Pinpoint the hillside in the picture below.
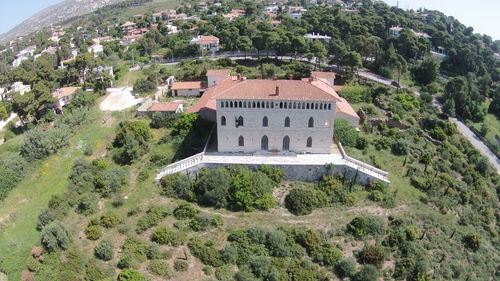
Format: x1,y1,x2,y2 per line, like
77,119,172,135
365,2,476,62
0,0,127,44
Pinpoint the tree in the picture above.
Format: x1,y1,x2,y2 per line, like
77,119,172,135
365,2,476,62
195,168,232,208
358,244,386,266
285,188,319,215
41,221,72,252
95,240,113,261
236,36,253,59
310,40,327,70
334,119,358,147
413,57,440,85
133,78,156,94
353,264,380,281
117,269,148,281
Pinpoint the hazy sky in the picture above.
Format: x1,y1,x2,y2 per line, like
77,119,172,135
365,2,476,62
0,0,499,40
383,0,500,40
0,0,62,34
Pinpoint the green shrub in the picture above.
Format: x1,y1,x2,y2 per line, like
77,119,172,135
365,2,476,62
41,221,72,252
215,265,235,281
174,260,189,272
149,260,172,276
122,236,149,263
173,202,200,219
462,233,481,251
310,242,343,266
353,264,379,281
151,226,186,246
285,188,322,216
203,266,213,275
257,165,284,186
76,193,98,216
335,119,358,147
160,172,193,200
94,240,113,261
339,84,371,103
188,237,223,267
190,213,223,231
100,211,120,228
85,225,103,240
117,269,149,281
36,208,56,230
26,256,41,272
347,216,385,239
194,168,232,208
136,205,169,233
358,244,386,266
335,257,357,279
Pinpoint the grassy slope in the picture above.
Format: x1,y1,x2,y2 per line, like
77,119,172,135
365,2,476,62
0,108,115,279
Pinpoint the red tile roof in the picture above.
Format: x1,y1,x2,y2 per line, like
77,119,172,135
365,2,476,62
149,102,180,112
206,69,231,76
52,87,81,99
311,71,336,79
171,81,203,90
195,35,219,44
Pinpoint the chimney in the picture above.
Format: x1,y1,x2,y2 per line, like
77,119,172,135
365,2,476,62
275,86,280,96
258,74,263,79
272,75,277,80
308,77,314,83
288,74,293,80
237,73,242,81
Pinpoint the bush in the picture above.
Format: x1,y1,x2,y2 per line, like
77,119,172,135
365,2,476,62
160,173,193,200
41,221,72,252
150,226,186,246
194,168,232,208
310,242,343,266
215,265,235,281
150,112,180,128
358,244,386,266
285,188,320,216
117,269,149,281
76,193,98,215
190,213,223,231
391,138,410,155
94,240,113,261
462,233,481,251
257,165,284,186
173,203,200,219
85,225,103,240
20,126,72,160
174,260,189,272
149,260,172,276
99,166,128,196
36,208,56,230
353,264,380,281
122,236,149,263
188,237,223,267
100,211,120,228
356,136,368,149
133,78,156,94
136,205,170,234
334,119,358,147
339,84,371,103
335,257,357,279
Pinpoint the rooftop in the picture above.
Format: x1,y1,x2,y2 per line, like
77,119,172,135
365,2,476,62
149,102,181,112
311,71,336,79
206,69,231,76
52,87,80,99
171,81,203,90
192,35,219,44
121,21,136,28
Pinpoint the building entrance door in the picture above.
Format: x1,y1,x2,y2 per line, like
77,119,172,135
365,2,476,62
261,135,268,150
282,135,290,151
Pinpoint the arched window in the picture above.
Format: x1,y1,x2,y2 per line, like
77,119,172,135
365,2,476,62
225,101,228,107
238,136,244,146
262,116,268,127
261,135,268,150
237,116,244,127
284,117,290,127
306,137,312,147
308,117,314,128
328,104,331,110
271,103,274,108
282,135,290,151
320,103,323,110
221,101,224,108
315,103,318,110
244,101,247,108
230,101,233,108
284,102,287,109
257,102,260,108
239,101,242,108
306,103,310,109
302,103,305,109
221,116,226,126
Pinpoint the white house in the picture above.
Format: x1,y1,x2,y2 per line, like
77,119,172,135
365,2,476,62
171,81,203,97
288,6,307,19
88,43,103,57
11,82,31,95
305,33,332,43
52,87,81,109
190,35,220,51
207,69,231,87
389,26,431,39
188,70,360,154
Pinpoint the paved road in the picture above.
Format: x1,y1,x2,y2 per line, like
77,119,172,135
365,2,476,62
100,87,142,111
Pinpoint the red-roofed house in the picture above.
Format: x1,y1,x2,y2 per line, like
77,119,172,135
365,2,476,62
52,87,81,108
171,81,204,97
187,71,359,153
207,69,231,87
190,35,219,51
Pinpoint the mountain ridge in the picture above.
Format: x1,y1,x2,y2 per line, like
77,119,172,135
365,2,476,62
0,0,127,44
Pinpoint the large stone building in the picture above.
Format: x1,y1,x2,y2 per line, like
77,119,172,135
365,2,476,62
189,70,360,154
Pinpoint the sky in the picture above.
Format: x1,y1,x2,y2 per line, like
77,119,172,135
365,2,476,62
0,0,63,34
0,0,499,40
383,0,500,40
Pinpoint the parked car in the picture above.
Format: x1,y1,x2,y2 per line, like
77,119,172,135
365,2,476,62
390,81,400,87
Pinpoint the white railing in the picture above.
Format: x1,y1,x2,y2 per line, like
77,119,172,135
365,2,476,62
336,141,389,181
155,152,205,181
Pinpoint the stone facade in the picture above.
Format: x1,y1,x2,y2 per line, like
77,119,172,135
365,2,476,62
216,99,336,154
